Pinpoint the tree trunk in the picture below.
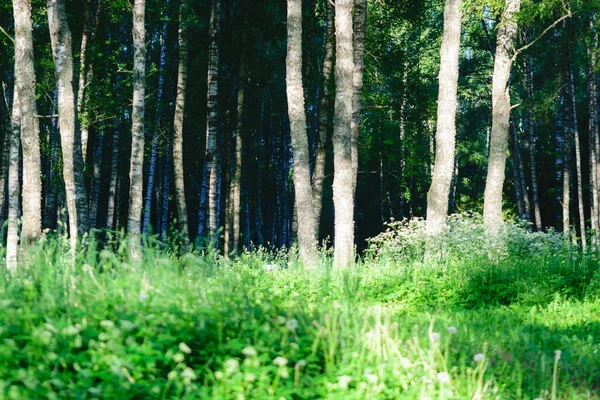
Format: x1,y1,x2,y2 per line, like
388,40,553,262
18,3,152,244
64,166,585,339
13,0,42,244
173,0,189,240
48,0,90,252
509,121,526,219
77,0,100,160
107,129,120,230
569,60,587,251
6,89,20,272
561,88,571,236
483,0,521,232
426,0,461,239
312,0,334,240
524,56,542,230
89,126,104,228
332,0,355,268
287,0,317,267
204,0,220,246
128,0,146,258
587,34,599,241
0,98,11,241
160,147,171,240
351,0,367,196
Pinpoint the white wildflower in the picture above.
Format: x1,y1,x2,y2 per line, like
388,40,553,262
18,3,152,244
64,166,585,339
181,367,197,381
244,373,257,382
447,326,457,334
173,353,185,363
224,358,240,374
554,350,562,360
430,332,441,342
473,353,485,362
286,319,299,331
179,342,192,354
273,356,288,367
338,375,352,389
242,346,257,357
365,373,378,384
437,371,450,383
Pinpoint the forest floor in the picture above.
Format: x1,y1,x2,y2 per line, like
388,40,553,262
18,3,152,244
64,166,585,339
0,235,600,399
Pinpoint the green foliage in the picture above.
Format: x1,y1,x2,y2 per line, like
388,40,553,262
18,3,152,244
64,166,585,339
0,230,599,398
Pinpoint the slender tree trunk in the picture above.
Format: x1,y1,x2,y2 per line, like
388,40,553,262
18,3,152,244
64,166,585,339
569,60,587,251
13,0,42,244
143,0,170,234
0,100,11,240
587,33,599,242
230,85,243,253
332,0,355,268
6,90,20,271
483,0,521,232
524,57,542,230
173,0,189,240
77,0,100,160
561,89,571,236
160,148,171,239
204,0,220,246
426,0,461,240
351,0,366,195
312,0,334,240
287,0,317,267
89,126,104,228
48,0,90,252
128,0,146,258
509,121,526,219
513,122,533,222
107,129,120,230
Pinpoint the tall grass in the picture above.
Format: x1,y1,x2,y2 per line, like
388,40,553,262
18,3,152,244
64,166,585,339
0,218,599,399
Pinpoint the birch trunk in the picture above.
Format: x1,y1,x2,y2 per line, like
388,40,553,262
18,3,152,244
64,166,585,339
524,57,542,230
351,0,367,195
483,0,521,232
562,89,571,236
569,61,586,251
128,0,146,258
160,149,171,240
13,0,42,244
587,35,599,241
77,0,100,159
312,0,334,240
426,0,461,239
48,0,90,251
332,0,355,268
173,0,189,240
204,0,220,246
0,100,11,239
6,90,20,272
106,129,120,230
287,0,317,267
89,127,104,228
509,121,526,219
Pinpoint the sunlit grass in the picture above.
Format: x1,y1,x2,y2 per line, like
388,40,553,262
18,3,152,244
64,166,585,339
0,227,599,399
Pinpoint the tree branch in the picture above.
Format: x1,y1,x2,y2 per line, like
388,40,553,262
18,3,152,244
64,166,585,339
0,26,14,46
511,11,574,63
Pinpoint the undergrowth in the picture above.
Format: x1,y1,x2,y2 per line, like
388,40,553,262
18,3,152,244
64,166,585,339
0,216,599,399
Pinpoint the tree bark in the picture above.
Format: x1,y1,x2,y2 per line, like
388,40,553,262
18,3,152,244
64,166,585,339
89,126,104,228
483,0,521,232
587,33,599,241
48,0,90,251
351,0,367,196
569,60,587,251
332,0,355,268
107,129,120,230
561,88,571,236
204,0,220,246
312,0,334,240
173,0,189,240
128,0,146,258
524,56,542,230
287,0,317,267
6,89,20,272
76,0,101,160
13,0,42,244
426,0,461,239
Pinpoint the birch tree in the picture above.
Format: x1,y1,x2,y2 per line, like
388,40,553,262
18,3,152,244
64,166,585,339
482,0,521,231
426,0,462,240
47,0,89,250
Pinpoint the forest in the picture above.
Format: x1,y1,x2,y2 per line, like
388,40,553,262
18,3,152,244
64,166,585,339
1,0,600,398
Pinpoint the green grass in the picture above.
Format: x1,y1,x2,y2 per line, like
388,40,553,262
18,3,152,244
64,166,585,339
0,232,600,399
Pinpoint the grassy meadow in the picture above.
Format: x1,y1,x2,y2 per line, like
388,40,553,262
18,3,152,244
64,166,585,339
0,216,600,399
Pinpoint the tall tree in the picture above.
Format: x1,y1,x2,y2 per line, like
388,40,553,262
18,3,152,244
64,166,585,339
426,0,461,239
351,0,367,195
483,0,521,231
332,0,355,268
13,0,42,244
524,55,542,230
47,0,90,249
128,0,147,258
6,90,20,271
286,0,317,267
173,0,189,240
204,0,221,246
